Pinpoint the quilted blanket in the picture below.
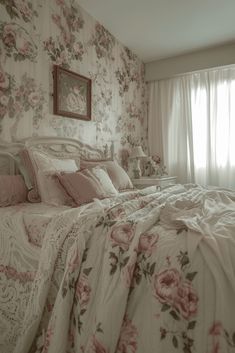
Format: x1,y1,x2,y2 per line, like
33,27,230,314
1,184,235,353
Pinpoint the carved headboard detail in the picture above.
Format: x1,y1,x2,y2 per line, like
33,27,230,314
0,137,115,175
23,137,114,160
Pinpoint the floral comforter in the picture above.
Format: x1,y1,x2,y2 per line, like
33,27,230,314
1,184,235,353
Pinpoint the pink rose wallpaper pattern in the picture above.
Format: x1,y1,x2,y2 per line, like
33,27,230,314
0,0,147,161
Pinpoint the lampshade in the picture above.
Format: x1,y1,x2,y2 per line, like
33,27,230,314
130,146,146,159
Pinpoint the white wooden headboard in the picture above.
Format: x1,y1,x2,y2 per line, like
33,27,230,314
0,137,114,175
24,137,114,160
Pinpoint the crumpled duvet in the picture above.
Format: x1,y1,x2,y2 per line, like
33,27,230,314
1,184,235,353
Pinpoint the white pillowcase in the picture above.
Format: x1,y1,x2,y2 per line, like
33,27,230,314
90,166,118,196
37,171,75,206
28,149,79,205
30,149,79,172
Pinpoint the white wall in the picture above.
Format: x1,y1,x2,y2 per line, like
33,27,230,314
145,42,235,81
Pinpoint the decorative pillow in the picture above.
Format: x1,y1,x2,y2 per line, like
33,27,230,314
31,149,79,172
80,159,133,191
87,166,118,196
57,167,118,206
19,148,79,204
0,175,27,207
37,170,75,206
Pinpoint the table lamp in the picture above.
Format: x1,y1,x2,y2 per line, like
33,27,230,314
130,146,146,178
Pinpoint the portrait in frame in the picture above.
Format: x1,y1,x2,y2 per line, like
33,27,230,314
53,65,91,121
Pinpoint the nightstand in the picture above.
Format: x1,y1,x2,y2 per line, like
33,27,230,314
132,176,177,190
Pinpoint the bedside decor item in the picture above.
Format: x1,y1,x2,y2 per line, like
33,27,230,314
53,65,92,121
144,155,167,177
130,146,147,179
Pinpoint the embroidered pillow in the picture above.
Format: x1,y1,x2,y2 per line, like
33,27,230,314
80,159,133,191
31,149,79,172
19,148,79,204
0,175,27,207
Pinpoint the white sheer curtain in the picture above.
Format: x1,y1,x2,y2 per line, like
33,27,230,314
148,65,235,189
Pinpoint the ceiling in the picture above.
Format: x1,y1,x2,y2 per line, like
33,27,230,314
78,0,235,63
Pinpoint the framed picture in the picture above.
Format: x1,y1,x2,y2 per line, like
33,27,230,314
53,65,91,121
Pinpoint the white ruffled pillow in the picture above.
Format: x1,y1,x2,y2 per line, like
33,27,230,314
89,166,118,197
28,149,79,205
30,149,79,172
37,171,75,206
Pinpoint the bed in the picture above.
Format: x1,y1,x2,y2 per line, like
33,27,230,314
0,137,235,353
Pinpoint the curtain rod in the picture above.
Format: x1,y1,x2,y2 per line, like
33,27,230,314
147,63,235,83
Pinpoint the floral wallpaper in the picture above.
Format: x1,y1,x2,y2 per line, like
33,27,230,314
0,0,147,164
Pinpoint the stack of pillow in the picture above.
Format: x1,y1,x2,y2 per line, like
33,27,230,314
0,147,134,207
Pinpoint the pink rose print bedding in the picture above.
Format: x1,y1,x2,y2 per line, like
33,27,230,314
1,184,235,353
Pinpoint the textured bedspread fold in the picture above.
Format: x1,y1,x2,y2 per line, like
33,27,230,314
1,185,235,353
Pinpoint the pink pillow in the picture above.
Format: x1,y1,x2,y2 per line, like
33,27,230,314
80,160,133,191
0,175,27,207
57,168,117,206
